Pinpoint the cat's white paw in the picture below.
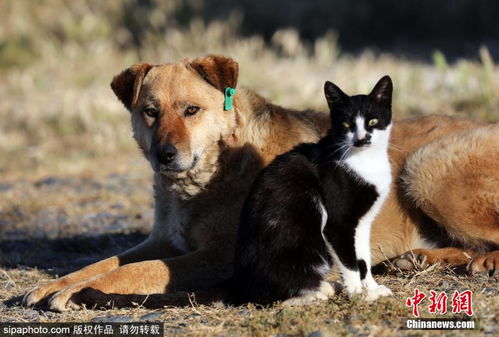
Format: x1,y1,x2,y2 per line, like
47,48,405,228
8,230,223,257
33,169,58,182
365,284,392,302
282,281,335,306
318,281,336,297
345,283,364,298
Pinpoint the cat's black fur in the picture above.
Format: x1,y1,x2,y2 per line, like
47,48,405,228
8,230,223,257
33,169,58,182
232,76,393,305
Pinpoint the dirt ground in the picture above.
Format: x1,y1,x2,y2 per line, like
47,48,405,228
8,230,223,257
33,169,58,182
0,155,497,337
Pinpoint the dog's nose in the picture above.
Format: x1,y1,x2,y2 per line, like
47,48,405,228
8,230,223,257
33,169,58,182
157,144,178,164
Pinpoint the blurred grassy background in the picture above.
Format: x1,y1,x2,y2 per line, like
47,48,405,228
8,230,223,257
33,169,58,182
0,0,498,178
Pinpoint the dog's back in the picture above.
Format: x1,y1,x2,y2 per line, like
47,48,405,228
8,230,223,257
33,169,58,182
402,123,499,248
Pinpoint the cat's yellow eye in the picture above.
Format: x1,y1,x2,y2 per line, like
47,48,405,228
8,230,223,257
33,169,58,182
342,122,350,129
368,118,379,127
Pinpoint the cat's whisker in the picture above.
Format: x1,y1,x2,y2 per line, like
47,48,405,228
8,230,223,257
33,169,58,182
338,146,352,162
325,142,351,161
336,144,351,160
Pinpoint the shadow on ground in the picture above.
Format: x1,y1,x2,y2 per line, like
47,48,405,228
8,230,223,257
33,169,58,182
0,232,148,276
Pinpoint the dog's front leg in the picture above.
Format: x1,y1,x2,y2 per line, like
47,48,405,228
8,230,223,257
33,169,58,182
47,248,230,311
23,237,176,307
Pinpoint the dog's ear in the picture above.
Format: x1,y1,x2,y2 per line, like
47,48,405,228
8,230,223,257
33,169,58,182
111,63,153,110
189,55,238,92
369,75,392,107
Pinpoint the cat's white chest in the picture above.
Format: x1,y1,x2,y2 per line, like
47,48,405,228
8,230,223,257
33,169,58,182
344,145,391,195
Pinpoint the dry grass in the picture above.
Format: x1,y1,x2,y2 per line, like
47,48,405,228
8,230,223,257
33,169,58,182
1,266,497,336
0,1,498,336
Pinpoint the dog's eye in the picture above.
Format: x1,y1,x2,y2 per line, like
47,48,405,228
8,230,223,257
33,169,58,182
368,118,379,127
144,108,158,119
342,122,350,129
185,106,200,116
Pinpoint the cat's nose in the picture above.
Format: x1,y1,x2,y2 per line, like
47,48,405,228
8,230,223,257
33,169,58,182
354,134,372,147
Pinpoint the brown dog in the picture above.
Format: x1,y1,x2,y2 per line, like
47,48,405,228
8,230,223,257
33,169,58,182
23,55,499,311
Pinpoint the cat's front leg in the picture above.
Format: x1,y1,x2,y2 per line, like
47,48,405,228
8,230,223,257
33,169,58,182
340,266,364,297
355,217,392,301
323,228,364,297
327,250,363,297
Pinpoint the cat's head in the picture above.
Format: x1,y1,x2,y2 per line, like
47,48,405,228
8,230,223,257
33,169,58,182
324,76,393,149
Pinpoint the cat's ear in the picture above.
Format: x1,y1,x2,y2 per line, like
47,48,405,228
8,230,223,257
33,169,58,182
324,81,349,110
369,75,392,107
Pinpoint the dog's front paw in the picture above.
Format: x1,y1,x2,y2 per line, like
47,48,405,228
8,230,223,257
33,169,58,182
23,280,65,307
23,286,48,308
47,286,84,312
365,284,392,302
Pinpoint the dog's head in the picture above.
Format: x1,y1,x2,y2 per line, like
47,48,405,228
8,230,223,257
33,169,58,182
111,55,239,174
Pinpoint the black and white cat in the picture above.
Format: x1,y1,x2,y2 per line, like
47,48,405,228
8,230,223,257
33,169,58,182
233,76,394,305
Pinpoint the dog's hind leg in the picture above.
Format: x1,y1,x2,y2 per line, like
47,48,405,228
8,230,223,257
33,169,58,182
468,250,499,276
22,237,176,307
391,247,477,271
391,247,499,277
397,125,499,273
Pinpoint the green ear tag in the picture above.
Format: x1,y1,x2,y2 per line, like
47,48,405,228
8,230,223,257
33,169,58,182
224,87,236,111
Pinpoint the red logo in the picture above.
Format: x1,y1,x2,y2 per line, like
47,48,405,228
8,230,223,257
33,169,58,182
451,290,473,316
406,289,473,317
428,290,448,315
406,288,426,317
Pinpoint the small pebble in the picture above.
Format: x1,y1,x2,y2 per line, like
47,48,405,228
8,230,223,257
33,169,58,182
237,308,249,315
41,311,58,319
0,183,13,192
140,312,163,321
484,324,496,336
185,313,201,319
92,315,134,323
308,331,325,337
437,280,450,288
35,177,61,187
481,287,496,295
346,325,359,335
23,309,40,321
